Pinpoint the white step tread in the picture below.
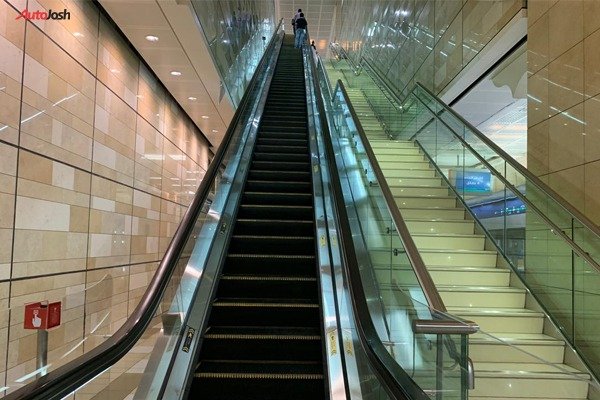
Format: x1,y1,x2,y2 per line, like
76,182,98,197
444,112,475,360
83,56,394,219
411,232,485,239
471,333,565,345
419,248,496,255
436,285,525,293
473,362,589,379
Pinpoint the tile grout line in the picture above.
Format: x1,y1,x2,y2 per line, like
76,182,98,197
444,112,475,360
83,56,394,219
4,0,30,388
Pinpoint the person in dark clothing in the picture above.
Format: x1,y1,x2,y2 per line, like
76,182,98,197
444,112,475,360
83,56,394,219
292,8,302,34
294,12,307,48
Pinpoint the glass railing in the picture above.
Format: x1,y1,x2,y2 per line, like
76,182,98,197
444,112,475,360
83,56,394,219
326,54,600,387
403,83,600,385
3,22,284,400
315,56,476,400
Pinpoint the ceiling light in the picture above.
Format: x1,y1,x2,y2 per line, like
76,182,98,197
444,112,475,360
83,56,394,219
211,129,219,133
110,68,120,73
145,35,159,42
201,115,210,119
170,71,182,76
73,32,84,38
188,96,197,101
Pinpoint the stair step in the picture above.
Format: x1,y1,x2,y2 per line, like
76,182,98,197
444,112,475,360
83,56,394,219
370,140,415,149
405,219,474,234
437,286,526,308
379,160,430,169
385,177,442,187
389,185,449,197
376,154,425,163
374,265,510,287
383,168,436,178
395,196,457,208
448,308,544,333
372,147,421,156
411,233,486,251
469,333,566,363
399,207,465,220
418,249,497,267
471,362,589,399
228,235,314,255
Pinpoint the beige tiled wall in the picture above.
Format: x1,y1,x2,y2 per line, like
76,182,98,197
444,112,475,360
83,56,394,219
0,0,211,393
527,0,600,224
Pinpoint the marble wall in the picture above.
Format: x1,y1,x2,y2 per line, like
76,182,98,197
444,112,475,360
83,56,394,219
0,0,210,392
527,0,600,225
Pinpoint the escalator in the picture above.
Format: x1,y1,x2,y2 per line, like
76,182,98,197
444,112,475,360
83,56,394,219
3,28,446,400
189,35,326,400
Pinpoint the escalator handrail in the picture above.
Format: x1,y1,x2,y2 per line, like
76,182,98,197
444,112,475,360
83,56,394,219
305,45,430,400
5,18,284,400
358,54,600,257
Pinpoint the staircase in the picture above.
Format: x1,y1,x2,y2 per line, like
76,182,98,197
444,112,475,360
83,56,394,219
189,35,326,400
327,65,591,400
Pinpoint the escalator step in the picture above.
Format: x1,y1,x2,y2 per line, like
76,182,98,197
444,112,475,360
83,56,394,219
250,161,310,171
191,362,324,400
255,145,308,153
248,170,310,182
191,35,325,400
223,254,315,276
237,204,313,219
216,275,318,300
209,299,320,327
257,138,308,147
228,235,314,255
253,152,309,162
244,180,311,193
233,219,313,236
241,191,312,205
200,328,322,362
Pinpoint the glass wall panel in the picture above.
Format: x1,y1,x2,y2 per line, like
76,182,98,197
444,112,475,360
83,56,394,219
191,0,276,106
334,0,523,97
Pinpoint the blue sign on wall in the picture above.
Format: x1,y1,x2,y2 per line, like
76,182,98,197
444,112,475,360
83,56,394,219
453,170,492,193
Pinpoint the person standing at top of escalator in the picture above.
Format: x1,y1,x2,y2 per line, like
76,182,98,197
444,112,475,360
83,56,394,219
294,12,308,49
292,8,302,34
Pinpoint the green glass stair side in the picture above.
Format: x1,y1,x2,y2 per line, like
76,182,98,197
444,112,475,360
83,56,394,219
322,73,476,399
394,82,600,387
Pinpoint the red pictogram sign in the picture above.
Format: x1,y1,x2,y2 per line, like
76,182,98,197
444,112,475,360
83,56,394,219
24,301,61,330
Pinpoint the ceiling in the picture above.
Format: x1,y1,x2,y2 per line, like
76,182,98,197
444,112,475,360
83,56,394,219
98,0,235,149
99,0,341,150
276,0,338,54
